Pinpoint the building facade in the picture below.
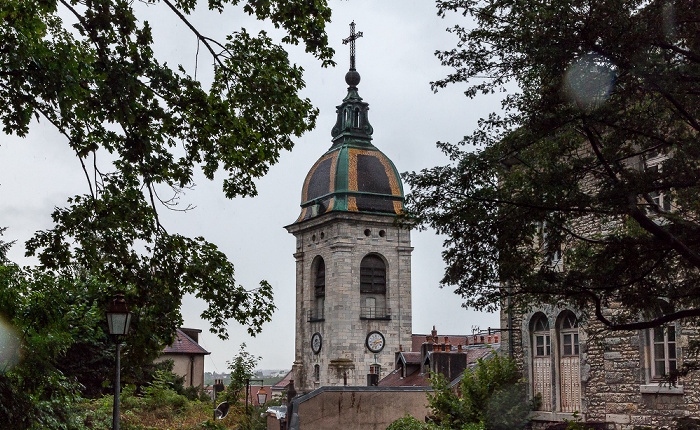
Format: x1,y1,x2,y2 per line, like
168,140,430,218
154,328,210,389
285,45,412,393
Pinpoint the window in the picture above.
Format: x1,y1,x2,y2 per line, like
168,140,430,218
533,314,551,357
531,313,552,411
353,108,361,128
644,151,673,214
360,254,389,319
370,364,381,375
651,325,677,379
560,312,579,357
557,311,581,413
538,221,563,270
309,257,325,321
314,364,320,382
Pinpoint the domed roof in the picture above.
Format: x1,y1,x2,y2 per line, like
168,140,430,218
294,69,404,224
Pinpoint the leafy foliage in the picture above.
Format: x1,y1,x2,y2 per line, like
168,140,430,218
0,266,100,429
426,352,529,430
224,342,260,403
1,1,333,425
2,0,333,352
405,0,700,330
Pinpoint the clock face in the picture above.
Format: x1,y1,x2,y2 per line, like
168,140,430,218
366,331,385,353
311,332,322,354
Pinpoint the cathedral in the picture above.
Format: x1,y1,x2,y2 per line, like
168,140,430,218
285,23,413,393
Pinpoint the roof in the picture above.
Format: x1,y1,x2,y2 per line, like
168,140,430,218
272,370,293,390
378,368,429,388
162,328,210,355
396,351,421,367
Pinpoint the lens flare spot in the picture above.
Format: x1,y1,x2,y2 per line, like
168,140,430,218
563,53,616,111
662,3,677,41
0,316,21,372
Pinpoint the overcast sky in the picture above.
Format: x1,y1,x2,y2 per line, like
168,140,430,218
0,0,504,373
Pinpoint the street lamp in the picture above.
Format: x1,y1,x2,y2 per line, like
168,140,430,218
245,378,265,429
257,386,268,406
106,293,132,430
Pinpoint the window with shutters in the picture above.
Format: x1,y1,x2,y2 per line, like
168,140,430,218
531,313,552,411
558,311,581,413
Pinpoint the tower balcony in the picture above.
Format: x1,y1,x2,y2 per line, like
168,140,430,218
360,306,391,320
307,309,325,322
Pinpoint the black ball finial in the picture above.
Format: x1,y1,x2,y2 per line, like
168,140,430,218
345,69,361,87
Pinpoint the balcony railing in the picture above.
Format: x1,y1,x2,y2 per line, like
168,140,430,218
360,306,391,320
307,309,324,322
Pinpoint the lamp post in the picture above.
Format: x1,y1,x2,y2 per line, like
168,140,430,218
245,378,265,429
106,293,132,430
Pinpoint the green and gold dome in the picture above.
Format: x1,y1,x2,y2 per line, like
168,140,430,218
295,67,405,223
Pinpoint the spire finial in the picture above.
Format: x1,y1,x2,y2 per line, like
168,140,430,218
342,22,363,88
342,21,363,71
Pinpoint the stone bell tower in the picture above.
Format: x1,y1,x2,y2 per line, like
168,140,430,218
285,22,413,393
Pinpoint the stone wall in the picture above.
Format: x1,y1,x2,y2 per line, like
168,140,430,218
503,303,700,429
290,386,430,430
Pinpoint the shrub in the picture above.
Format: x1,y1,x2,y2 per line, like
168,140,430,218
386,415,426,430
426,351,530,430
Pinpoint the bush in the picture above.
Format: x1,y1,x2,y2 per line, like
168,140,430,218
426,351,530,430
386,415,427,430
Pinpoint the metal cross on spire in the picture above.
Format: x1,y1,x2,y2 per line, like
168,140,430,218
342,21,363,70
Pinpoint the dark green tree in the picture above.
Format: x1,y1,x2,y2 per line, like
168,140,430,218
405,0,700,330
0,265,105,429
1,1,333,427
1,0,333,363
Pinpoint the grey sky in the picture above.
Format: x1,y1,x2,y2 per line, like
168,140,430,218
0,0,502,372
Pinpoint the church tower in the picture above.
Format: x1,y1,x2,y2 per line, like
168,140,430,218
285,23,413,393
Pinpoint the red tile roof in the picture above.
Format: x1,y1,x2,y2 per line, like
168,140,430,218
378,368,430,387
396,352,421,366
272,370,293,389
162,328,210,355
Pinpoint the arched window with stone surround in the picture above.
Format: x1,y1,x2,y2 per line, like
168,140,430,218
311,256,325,321
360,254,388,319
557,310,581,412
531,312,552,411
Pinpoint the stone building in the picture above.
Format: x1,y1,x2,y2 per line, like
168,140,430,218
154,328,210,389
285,26,413,393
502,304,700,429
501,152,700,428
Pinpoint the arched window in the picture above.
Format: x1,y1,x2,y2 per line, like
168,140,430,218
353,108,361,128
360,254,387,319
557,311,581,412
311,257,325,321
531,313,552,411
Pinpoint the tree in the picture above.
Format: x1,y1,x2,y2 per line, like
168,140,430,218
1,0,333,362
404,0,700,330
0,265,105,428
427,353,529,430
386,353,528,430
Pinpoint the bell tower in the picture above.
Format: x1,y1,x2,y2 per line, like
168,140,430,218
285,22,413,393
